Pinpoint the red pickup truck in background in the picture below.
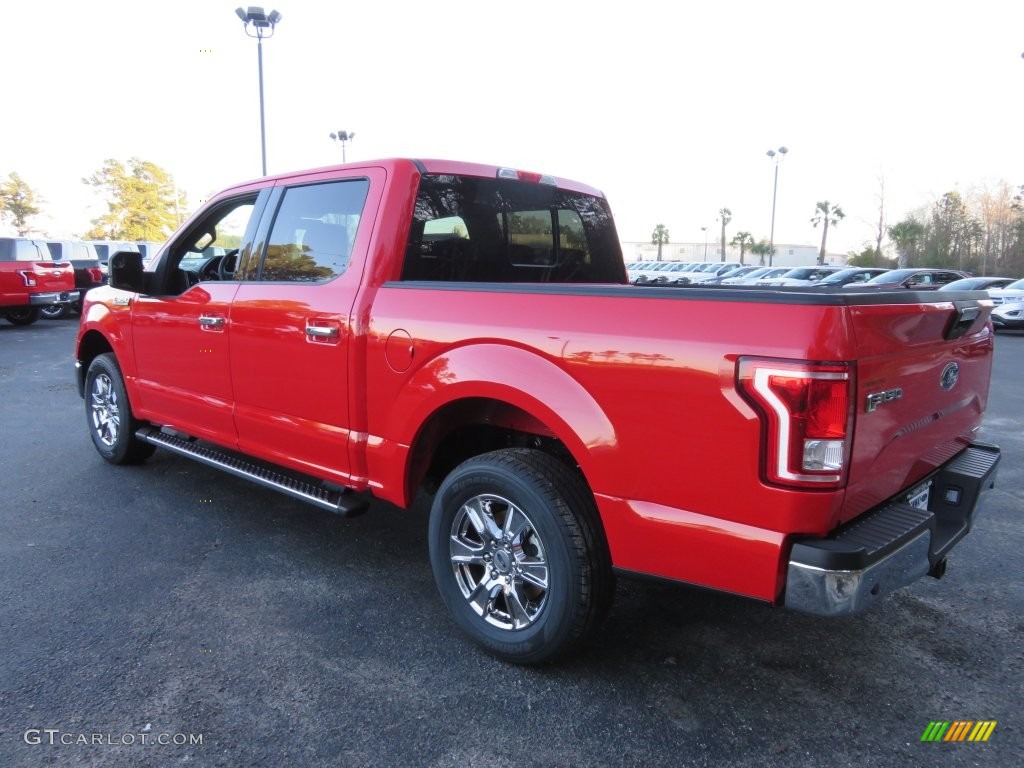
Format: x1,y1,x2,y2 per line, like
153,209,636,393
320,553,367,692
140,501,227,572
75,159,1000,663
0,237,74,325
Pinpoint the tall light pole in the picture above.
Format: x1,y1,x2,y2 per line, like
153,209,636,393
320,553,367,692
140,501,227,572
766,146,788,267
701,226,708,260
236,6,282,176
330,130,355,162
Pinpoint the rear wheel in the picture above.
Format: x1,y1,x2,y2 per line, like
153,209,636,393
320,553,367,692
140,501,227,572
5,307,40,326
84,353,156,464
428,449,612,664
40,304,69,320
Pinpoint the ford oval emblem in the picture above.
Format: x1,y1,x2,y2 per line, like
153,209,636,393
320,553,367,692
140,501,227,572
940,362,959,391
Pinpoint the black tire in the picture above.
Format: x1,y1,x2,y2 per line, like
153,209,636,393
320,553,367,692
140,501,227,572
5,307,41,326
40,304,69,320
428,449,613,664
84,353,156,464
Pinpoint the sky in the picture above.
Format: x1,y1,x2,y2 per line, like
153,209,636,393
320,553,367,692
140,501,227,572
2,0,1023,256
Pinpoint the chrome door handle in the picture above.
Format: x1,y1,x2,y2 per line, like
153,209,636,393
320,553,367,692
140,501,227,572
305,324,339,339
198,316,226,328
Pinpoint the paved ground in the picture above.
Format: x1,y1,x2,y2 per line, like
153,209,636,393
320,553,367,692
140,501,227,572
0,317,1021,767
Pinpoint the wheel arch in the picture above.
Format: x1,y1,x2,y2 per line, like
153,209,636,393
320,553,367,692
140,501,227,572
385,343,618,508
76,329,115,397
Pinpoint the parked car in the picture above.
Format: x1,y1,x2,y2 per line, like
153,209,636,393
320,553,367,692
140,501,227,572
42,240,104,317
0,237,75,325
991,300,1024,330
938,277,1016,293
813,267,890,288
702,265,760,285
760,265,844,287
678,262,743,285
78,157,1001,664
648,262,697,284
847,268,970,291
987,278,1024,305
719,266,787,286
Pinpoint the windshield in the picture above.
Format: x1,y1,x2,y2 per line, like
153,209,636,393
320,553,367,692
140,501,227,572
1001,278,1024,290
866,269,918,284
819,268,869,284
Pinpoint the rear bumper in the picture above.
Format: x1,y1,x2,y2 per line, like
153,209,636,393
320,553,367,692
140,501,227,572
30,291,75,306
784,442,1000,616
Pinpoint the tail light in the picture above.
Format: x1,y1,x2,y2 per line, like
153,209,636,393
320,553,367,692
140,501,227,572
18,270,37,287
737,357,854,489
87,267,104,284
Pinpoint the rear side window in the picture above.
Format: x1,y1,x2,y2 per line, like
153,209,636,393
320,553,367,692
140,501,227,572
7,240,50,261
401,174,624,283
259,179,370,282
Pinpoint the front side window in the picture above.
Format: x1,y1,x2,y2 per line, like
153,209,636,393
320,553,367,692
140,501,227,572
258,179,369,283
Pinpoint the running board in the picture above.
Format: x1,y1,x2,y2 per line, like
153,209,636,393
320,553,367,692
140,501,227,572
136,427,369,517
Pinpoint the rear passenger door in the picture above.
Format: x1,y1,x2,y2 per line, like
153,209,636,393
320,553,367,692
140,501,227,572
229,167,383,486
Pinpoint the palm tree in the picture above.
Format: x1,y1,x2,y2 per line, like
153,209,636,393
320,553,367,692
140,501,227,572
651,224,670,261
718,208,732,262
888,219,925,268
811,201,845,265
731,231,754,265
749,238,774,266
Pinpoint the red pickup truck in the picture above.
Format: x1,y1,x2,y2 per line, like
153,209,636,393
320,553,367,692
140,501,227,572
75,158,1000,663
0,237,75,325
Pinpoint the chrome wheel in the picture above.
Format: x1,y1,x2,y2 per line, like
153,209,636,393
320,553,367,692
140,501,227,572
449,494,548,630
90,373,120,448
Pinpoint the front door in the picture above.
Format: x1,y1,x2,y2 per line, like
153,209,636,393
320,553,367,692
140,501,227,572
131,193,263,446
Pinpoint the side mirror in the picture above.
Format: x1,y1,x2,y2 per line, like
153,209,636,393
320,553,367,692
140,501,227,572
109,250,145,292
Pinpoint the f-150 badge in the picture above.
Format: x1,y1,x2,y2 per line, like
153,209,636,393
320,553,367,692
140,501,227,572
866,387,903,412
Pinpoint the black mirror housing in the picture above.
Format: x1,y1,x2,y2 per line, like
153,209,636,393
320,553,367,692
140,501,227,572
109,250,146,293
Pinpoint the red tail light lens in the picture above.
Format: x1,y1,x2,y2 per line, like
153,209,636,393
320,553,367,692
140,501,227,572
87,267,104,283
18,270,37,287
738,358,853,488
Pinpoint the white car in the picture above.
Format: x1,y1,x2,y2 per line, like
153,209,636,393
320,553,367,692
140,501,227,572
991,300,1024,330
987,278,1024,305
720,266,788,285
681,262,744,285
759,265,844,286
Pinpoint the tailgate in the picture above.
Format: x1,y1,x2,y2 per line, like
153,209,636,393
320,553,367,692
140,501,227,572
841,297,994,523
30,261,75,293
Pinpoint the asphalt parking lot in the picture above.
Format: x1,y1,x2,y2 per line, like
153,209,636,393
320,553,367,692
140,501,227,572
1,317,1021,767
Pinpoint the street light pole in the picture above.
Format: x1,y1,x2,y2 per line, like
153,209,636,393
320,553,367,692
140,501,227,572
329,130,355,162
701,226,708,260
236,7,282,176
766,146,788,267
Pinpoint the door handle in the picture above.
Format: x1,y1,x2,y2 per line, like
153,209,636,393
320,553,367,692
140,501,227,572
198,315,226,328
305,324,339,339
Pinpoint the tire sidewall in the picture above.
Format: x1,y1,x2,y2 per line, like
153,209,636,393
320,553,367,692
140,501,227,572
5,307,40,325
428,454,581,663
84,354,133,463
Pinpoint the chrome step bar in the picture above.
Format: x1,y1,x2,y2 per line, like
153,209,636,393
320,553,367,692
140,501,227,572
136,427,369,517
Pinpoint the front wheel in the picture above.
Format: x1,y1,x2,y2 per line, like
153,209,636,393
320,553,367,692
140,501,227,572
5,307,41,326
84,353,156,464
428,449,612,664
